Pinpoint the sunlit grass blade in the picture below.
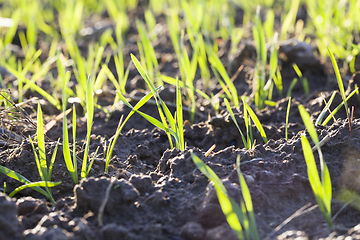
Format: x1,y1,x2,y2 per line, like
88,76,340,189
328,47,349,118
206,45,239,108
5,63,61,109
293,63,309,94
48,139,59,180
8,181,61,198
321,88,358,126
87,146,99,176
243,101,268,143
117,90,179,147
81,75,94,179
28,103,59,203
0,165,50,199
176,78,184,150
285,97,291,140
280,0,300,39
105,88,158,172
286,78,298,98
131,54,181,149
72,104,77,180
299,105,333,229
224,98,247,149
34,103,48,181
62,72,78,184
191,152,244,239
298,105,319,146
236,156,259,240
300,135,333,229
315,92,336,126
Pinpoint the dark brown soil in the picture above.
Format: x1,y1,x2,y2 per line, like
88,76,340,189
1,4,360,240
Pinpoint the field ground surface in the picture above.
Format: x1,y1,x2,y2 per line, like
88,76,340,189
1,0,360,239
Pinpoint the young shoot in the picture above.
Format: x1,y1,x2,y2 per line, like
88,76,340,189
299,105,333,229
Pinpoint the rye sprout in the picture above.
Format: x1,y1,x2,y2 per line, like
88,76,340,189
118,54,185,150
0,165,60,201
317,88,358,127
225,98,267,150
28,103,61,203
191,152,259,240
285,97,291,140
105,89,156,172
81,75,98,179
62,72,99,183
293,63,309,95
253,7,279,109
299,105,333,229
327,47,352,136
0,103,60,202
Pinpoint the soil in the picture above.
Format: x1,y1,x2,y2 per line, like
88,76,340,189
1,3,360,240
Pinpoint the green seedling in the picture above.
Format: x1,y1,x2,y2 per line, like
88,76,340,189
225,98,267,150
61,72,98,183
286,78,298,98
81,75,97,179
243,98,267,144
315,92,337,126
118,54,185,150
253,7,280,109
136,19,159,84
62,72,78,184
28,103,61,203
105,89,156,172
0,165,60,200
191,152,259,240
299,105,333,229
0,103,61,201
280,0,300,39
253,6,267,109
328,47,353,136
285,97,291,140
5,56,61,110
320,88,358,126
273,69,283,97
293,63,309,94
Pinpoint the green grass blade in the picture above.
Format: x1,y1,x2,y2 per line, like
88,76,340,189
328,47,349,118
293,63,303,78
82,75,94,179
8,181,61,198
176,78,184,151
322,88,358,126
298,105,319,146
191,152,244,239
131,54,175,148
286,78,298,98
62,72,77,184
5,64,61,109
72,104,78,180
244,101,268,143
301,135,332,228
315,92,336,126
87,146,99,176
48,140,59,180
35,103,48,181
224,98,247,149
236,156,259,240
285,97,291,140
206,45,239,108
300,135,322,202
0,165,49,198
